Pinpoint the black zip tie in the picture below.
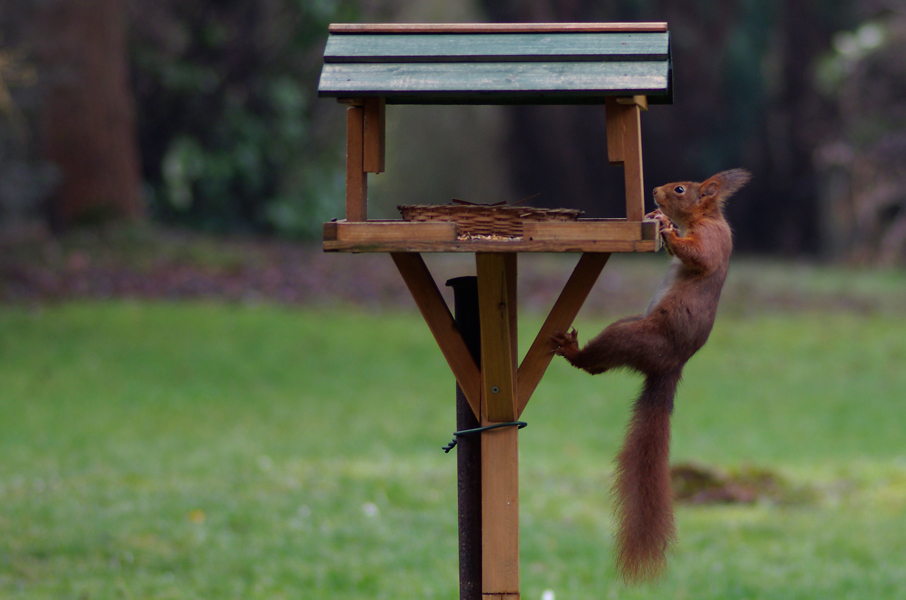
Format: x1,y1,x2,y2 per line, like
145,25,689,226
442,421,527,453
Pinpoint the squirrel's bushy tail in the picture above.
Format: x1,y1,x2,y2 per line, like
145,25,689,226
613,372,680,583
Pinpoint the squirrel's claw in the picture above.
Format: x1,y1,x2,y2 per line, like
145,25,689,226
649,211,676,255
649,210,673,231
551,328,579,356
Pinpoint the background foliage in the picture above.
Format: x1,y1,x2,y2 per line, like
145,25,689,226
1,0,905,263
130,0,359,237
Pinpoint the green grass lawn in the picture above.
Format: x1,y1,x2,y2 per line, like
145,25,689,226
1,299,905,599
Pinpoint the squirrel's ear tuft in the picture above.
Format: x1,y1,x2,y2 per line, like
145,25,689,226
700,178,720,199
708,169,751,203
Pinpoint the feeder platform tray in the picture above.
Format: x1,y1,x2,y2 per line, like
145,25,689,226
323,218,661,253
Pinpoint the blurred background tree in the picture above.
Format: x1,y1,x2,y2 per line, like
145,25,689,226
475,0,862,255
128,0,361,237
5,0,144,230
814,8,906,266
2,0,905,263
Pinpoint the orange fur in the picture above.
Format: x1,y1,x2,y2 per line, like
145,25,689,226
614,373,678,583
552,169,750,583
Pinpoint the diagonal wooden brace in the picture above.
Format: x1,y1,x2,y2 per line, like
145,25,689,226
516,252,610,416
391,252,481,417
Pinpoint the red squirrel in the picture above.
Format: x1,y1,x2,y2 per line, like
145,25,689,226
552,169,751,583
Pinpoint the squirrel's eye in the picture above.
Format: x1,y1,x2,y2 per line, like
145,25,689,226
674,186,685,194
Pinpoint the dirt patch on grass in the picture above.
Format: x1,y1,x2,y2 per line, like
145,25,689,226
671,463,818,505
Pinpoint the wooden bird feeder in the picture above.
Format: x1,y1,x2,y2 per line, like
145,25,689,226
318,22,672,599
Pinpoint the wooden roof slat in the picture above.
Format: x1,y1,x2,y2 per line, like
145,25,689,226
324,32,669,63
328,22,668,34
319,61,670,104
319,23,673,104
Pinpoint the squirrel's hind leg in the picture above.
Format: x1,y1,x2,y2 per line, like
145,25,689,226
573,316,674,376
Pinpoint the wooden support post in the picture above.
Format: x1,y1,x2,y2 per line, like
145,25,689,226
476,253,518,423
516,252,610,416
480,426,519,600
363,97,386,173
606,96,646,222
346,102,367,221
476,253,519,599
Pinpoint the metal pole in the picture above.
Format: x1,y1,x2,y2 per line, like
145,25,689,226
446,276,481,600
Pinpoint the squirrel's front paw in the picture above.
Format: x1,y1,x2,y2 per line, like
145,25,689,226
551,328,580,358
649,210,673,231
651,213,676,255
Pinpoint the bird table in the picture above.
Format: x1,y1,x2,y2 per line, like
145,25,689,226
318,22,672,599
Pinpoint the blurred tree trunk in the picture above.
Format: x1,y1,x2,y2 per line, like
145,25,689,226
478,0,859,255
35,0,143,228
